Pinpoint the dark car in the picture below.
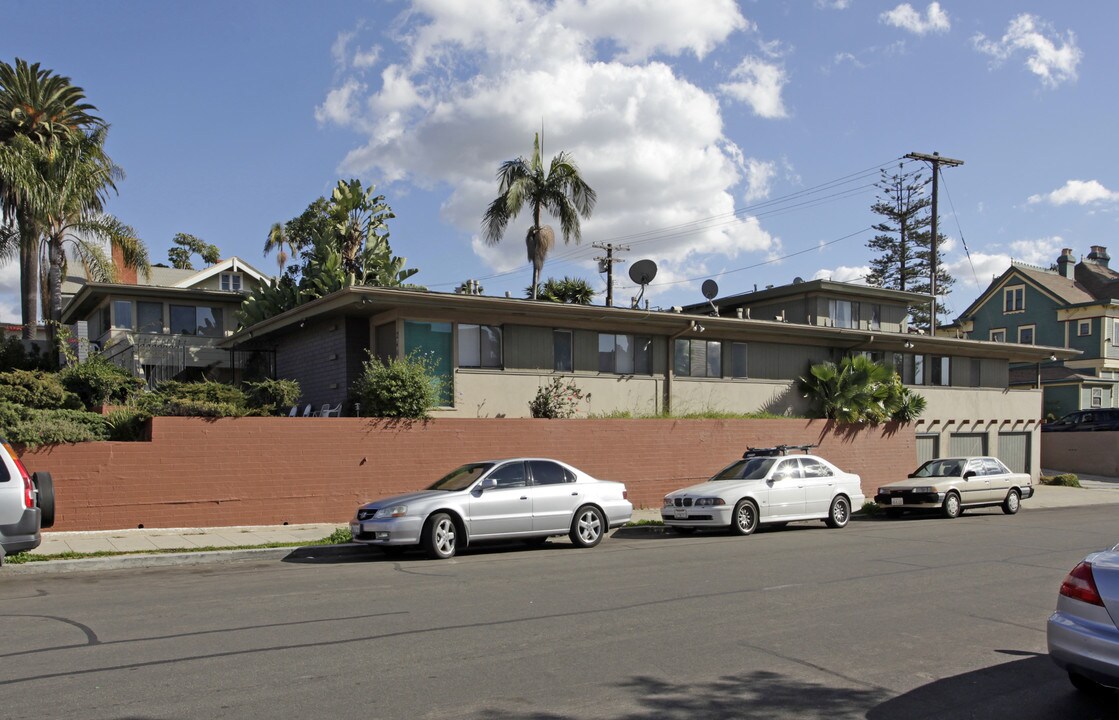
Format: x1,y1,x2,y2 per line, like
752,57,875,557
1042,409,1119,432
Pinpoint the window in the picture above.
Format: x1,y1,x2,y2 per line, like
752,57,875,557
488,461,527,488
458,324,502,368
969,358,981,388
220,273,243,292
674,339,722,377
170,305,224,337
869,304,881,331
773,459,803,480
930,356,950,386
914,354,925,385
529,460,574,485
1018,325,1035,345
112,300,132,330
829,299,859,329
1078,320,1091,337
730,342,748,378
553,330,573,372
989,329,1006,343
800,458,834,478
1091,388,1103,408
138,302,163,334
1004,286,1024,312
599,334,651,374
1113,320,1119,347
404,320,453,406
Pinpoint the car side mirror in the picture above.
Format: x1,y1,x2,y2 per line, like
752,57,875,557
477,477,498,491
907,473,916,478
962,470,976,479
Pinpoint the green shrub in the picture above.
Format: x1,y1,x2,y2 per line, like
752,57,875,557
0,370,82,410
1041,473,1081,488
60,355,145,409
529,376,587,419
860,500,881,516
0,401,109,446
352,352,443,419
159,399,247,418
104,407,152,441
156,380,249,408
323,527,353,545
243,378,301,416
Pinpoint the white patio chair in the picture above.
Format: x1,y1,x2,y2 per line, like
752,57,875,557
319,403,331,417
288,405,299,417
302,404,314,417
325,403,342,417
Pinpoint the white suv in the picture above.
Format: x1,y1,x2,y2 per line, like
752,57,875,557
0,437,54,565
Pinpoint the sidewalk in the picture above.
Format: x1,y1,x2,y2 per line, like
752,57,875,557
8,483,1117,574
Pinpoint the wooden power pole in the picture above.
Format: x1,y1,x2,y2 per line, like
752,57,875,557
593,243,628,307
904,151,963,333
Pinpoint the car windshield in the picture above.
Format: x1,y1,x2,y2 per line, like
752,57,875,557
912,459,965,478
710,458,777,481
427,463,495,491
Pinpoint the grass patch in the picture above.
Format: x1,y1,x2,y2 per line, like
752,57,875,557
626,518,664,526
1040,473,1081,488
4,528,353,564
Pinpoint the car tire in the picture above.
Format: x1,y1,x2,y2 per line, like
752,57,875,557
422,512,458,559
730,499,759,536
942,492,962,519
673,526,697,535
825,495,850,529
32,472,55,529
1001,489,1021,515
1068,671,1104,694
569,505,605,548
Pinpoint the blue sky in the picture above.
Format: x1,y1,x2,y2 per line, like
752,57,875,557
3,1,1116,322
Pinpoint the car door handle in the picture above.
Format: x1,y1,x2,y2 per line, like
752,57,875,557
520,496,528,500
571,492,579,496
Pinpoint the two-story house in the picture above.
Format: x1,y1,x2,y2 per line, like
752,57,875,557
61,255,270,385
949,246,1118,418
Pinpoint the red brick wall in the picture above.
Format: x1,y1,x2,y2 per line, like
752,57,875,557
20,417,914,531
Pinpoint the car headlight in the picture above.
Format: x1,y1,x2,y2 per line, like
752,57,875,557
374,505,408,519
911,487,937,494
663,497,676,508
694,497,725,507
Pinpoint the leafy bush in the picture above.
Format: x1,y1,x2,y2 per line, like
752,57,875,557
243,378,301,416
323,527,353,545
1040,473,1081,488
0,370,82,410
104,407,152,441
60,354,145,409
529,376,588,418
352,352,443,419
860,500,882,516
156,380,249,409
798,355,925,424
159,399,247,418
0,401,109,446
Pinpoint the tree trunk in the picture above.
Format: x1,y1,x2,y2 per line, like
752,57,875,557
17,209,39,340
47,235,65,354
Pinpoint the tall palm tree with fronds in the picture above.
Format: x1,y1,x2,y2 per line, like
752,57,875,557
0,58,104,338
483,133,596,300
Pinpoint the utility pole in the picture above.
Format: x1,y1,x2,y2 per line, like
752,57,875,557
593,243,628,307
905,151,963,334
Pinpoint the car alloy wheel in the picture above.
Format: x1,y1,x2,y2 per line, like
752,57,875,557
826,496,850,529
569,505,605,548
423,512,458,559
731,499,759,536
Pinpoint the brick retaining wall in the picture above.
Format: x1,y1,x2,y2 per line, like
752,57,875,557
20,417,914,531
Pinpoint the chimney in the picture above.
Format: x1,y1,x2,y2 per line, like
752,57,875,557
1056,248,1075,278
1087,245,1110,268
112,244,138,284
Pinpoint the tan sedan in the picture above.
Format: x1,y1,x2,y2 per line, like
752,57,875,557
874,456,1033,519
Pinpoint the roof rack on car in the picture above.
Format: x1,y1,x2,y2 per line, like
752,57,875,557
743,444,818,458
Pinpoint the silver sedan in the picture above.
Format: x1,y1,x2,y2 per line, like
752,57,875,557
350,458,633,559
1047,542,1119,693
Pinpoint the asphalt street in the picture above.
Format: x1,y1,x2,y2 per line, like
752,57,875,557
2,505,1117,720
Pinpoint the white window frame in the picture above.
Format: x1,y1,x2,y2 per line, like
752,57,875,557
1018,325,1035,345
1004,285,1025,313
457,324,502,369
220,272,243,292
989,328,1006,343
1090,388,1103,408
1077,320,1091,337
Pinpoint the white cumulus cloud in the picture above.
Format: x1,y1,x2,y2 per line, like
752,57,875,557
973,14,1082,88
1028,180,1119,206
743,159,777,202
880,3,950,35
720,56,789,119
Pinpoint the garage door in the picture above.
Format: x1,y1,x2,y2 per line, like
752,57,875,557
916,434,940,464
998,432,1031,473
949,433,988,457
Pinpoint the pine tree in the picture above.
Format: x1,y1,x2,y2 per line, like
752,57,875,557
866,166,953,330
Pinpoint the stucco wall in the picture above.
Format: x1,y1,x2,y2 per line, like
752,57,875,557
21,417,913,532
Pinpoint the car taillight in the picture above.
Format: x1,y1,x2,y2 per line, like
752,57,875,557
1059,562,1104,606
3,442,33,509
622,490,629,500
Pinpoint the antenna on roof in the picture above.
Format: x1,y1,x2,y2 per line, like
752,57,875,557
629,259,658,308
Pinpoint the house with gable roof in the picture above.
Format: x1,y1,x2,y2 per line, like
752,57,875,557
949,246,1119,418
61,254,271,385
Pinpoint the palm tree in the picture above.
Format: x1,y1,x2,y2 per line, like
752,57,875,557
482,133,596,300
329,179,395,286
526,276,597,304
0,58,104,339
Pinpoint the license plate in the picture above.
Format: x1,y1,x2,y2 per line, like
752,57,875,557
674,508,689,519
890,497,903,506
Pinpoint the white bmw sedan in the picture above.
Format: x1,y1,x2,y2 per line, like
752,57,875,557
662,453,864,536
350,458,633,559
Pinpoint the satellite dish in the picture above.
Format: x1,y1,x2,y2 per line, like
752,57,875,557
701,279,719,300
629,259,658,285
793,276,804,284
628,259,657,308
